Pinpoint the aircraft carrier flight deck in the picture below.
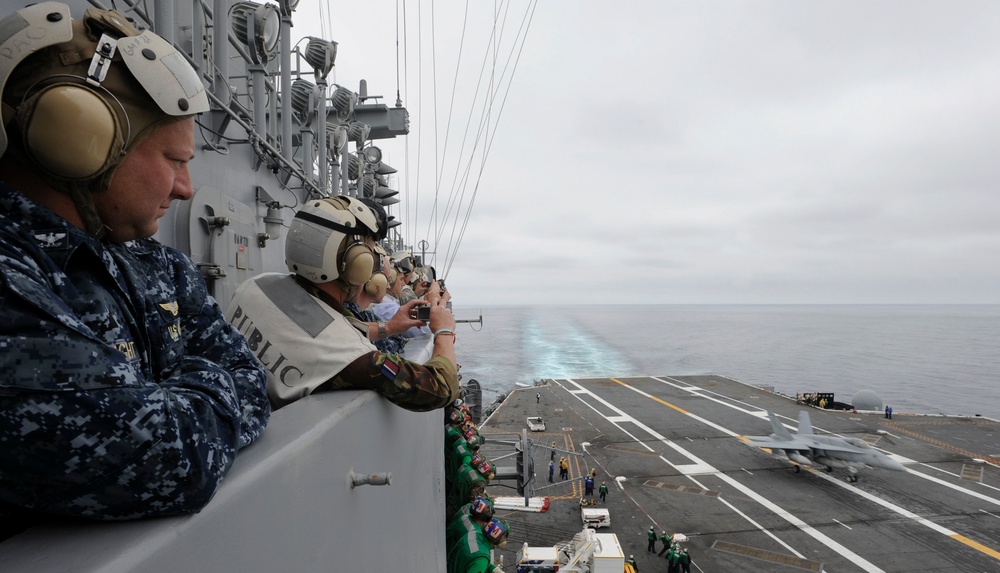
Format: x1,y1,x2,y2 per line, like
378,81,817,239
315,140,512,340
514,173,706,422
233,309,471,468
480,375,1000,573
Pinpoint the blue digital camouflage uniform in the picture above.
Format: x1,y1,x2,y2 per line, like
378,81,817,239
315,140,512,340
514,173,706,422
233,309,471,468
0,183,270,521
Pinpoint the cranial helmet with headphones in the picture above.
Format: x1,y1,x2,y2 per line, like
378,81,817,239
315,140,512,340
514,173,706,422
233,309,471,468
483,517,510,547
358,197,389,242
391,251,414,275
0,2,209,235
285,196,383,288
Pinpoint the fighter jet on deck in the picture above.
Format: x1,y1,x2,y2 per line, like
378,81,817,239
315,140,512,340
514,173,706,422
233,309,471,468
744,410,905,482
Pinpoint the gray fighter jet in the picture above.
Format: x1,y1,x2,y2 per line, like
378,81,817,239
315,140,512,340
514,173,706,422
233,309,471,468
745,410,905,482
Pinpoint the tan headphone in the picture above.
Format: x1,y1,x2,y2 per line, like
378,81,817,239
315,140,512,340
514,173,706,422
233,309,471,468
339,237,376,287
364,273,388,298
15,79,127,180
363,245,389,297
0,6,122,180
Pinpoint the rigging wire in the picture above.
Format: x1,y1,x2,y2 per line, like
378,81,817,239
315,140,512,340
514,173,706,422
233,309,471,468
412,1,426,250
420,1,471,255
445,1,538,278
444,0,538,276
430,1,440,265
434,1,512,269
399,1,537,274
435,1,538,278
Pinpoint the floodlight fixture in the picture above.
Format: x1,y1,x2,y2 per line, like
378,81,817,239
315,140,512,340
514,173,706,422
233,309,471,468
347,152,360,180
361,176,377,197
279,0,300,16
331,86,356,121
375,186,400,206
230,2,281,65
363,146,382,166
304,36,337,80
290,78,318,123
326,123,348,158
348,121,370,144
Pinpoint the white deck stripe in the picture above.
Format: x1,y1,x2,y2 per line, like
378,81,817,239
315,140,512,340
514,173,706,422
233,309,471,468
637,376,1000,562
557,378,886,573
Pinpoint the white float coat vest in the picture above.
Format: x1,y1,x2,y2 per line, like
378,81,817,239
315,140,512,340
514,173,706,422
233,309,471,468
225,273,374,407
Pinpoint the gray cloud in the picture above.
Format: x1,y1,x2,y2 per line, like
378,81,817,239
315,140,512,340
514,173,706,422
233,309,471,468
295,1,1000,304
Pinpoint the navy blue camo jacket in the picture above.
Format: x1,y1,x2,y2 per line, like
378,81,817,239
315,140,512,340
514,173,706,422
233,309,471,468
0,182,270,521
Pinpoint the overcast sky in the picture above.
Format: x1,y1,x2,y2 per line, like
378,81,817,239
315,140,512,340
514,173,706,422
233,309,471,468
294,1,1000,305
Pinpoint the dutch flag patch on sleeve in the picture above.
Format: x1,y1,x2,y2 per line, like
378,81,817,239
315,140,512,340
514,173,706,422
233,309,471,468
380,356,401,381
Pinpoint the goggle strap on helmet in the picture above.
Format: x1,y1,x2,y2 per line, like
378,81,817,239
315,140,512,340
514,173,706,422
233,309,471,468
294,209,360,235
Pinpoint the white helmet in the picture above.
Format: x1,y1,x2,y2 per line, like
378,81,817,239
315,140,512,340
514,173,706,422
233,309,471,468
285,196,381,286
0,3,210,236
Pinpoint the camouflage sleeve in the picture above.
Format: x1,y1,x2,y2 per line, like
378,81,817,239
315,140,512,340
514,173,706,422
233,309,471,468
0,244,265,520
164,246,270,448
331,351,459,412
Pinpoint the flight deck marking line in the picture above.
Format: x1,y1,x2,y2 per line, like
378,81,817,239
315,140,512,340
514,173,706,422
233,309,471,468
553,379,693,463
904,464,1000,507
816,465,1000,559
646,378,1000,504
558,379,805,559
605,377,884,572
652,376,764,416
706,454,885,572
698,480,807,560
886,422,1000,467
553,382,672,530
654,381,1000,561
616,377,1000,565
832,518,853,530
566,378,885,573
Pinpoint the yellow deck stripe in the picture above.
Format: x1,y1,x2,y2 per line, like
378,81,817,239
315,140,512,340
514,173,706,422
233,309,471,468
951,534,1000,561
603,376,1000,563
610,377,689,414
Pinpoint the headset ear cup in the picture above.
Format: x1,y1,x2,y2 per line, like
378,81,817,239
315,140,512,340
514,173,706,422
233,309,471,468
19,84,122,180
341,242,376,287
365,273,388,298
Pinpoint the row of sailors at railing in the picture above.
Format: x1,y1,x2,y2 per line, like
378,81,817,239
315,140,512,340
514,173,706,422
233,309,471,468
444,400,509,573
0,4,464,544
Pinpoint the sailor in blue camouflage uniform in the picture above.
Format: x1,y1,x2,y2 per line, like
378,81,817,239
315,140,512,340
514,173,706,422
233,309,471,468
0,4,269,532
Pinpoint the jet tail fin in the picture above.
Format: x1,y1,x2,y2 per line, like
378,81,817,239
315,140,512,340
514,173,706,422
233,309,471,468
768,411,794,440
797,410,814,436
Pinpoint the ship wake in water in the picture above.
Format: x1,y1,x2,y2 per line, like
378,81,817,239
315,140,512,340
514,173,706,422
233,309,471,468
523,315,633,381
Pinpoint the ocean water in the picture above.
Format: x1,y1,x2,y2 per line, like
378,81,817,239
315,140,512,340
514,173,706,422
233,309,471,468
451,305,1000,420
